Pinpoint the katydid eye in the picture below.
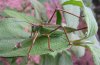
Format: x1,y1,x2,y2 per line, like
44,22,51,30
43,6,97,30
32,25,42,32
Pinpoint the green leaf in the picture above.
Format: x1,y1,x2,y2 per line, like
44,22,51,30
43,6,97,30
0,18,30,39
56,10,62,25
82,0,92,7
0,39,24,54
83,7,98,38
60,0,80,29
38,0,49,3
4,9,42,24
40,54,56,65
30,0,48,22
58,51,73,65
0,12,8,17
0,62,4,65
62,0,83,7
61,0,98,41
86,44,100,65
40,51,73,65
71,46,85,58
0,35,69,57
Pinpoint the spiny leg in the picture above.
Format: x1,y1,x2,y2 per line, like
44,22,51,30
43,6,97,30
46,26,61,51
55,26,87,45
46,25,87,50
27,31,39,58
47,9,57,23
42,34,53,51
47,34,53,51
49,25,87,44
49,26,61,34
47,8,83,24
56,8,80,18
77,27,87,31
61,27,71,45
47,7,79,23
49,25,71,45
46,8,86,50
48,25,72,45
47,26,62,51
56,8,85,22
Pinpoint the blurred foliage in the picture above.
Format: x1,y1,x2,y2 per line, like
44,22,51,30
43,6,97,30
83,0,92,7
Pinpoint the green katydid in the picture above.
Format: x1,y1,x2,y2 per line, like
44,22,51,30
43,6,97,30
4,8,87,57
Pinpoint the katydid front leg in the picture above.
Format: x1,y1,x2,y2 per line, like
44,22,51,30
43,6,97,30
27,31,39,58
29,25,34,38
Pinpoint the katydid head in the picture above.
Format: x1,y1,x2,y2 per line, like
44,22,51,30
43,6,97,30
32,24,42,32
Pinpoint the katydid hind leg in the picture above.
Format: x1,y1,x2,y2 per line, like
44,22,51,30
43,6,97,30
61,27,72,45
47,9,57,23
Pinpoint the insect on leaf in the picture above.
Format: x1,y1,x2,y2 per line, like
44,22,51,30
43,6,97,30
0,35,69,57
56,10,62,25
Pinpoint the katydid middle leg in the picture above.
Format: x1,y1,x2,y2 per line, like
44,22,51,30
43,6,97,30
49,26,71,45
